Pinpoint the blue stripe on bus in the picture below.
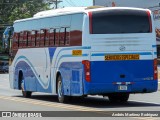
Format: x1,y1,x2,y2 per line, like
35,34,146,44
60,54,89,58
91,52,152,56
56,46,91,56
54,46,91,67
152,45,157,48
154,52,157,55
57,54,89,67
48,47,56,63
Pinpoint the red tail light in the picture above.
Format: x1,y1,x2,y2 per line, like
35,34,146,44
82,60,91,82
154,59,158,80
88,12,92,34
146,10,152,32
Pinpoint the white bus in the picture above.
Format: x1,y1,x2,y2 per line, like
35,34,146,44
9,7,158,103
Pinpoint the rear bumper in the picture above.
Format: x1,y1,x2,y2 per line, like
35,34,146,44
83,80,158,95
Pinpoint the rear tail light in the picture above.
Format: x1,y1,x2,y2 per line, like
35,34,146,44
82,60,91,82
146,10,152,32
154,59,158,80
88,12,92,34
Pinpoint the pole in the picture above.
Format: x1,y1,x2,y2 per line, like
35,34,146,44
56,0,57,9
50,0,62,9
93,0,95,6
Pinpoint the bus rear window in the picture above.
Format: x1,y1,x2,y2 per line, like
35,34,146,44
91,9,151,34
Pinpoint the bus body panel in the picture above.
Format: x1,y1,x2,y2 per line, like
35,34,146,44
11,48,52,93
59,62,84,96
83,79,158,95
82,60,157,95
10,46,90,95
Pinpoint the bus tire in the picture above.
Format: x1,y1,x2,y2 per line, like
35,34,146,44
22,90,32,98
57,75,69,103
119,93,129,102
108,93,129,103
20,74,32,98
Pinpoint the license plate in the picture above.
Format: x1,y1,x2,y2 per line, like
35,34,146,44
118,85,128,90
105,54,139,61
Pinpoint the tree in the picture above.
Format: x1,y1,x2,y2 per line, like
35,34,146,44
0,0,50,24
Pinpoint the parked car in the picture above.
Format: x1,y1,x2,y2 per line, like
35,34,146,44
0,62,9,73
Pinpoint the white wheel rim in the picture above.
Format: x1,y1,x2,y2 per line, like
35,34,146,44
58,80,62,98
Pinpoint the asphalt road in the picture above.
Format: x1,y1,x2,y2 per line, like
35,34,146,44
0,74,160,120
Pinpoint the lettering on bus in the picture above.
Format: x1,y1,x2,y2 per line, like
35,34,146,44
105,54,140,61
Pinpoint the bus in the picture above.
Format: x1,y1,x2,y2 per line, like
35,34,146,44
0,27,13,74
2,26,13,52
9,7,158,103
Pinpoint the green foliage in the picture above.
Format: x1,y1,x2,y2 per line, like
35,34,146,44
0,0,51,24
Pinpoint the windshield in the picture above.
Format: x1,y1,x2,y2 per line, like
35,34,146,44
91,9,151,34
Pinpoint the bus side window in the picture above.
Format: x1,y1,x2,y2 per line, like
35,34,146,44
12,33,15,49
49,28,54,46
45,29,49,47
59,27,65,46
17,33,20,48
31,30,36,47
55,28,60,46
13,33,18,49
40,29,45,47
11,32,19,57
19,32,23,48
59,27,70,46
27,31,31,47
23,31,27,48
36,30,40,47
65,27,70,46
70,14,83,46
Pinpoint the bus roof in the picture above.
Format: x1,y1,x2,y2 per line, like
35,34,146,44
14,6,150,23
33,7,86,17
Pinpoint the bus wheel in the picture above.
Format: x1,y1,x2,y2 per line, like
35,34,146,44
22,90,32,98
57,75,69,103
108,93,129,103
21,80,32,98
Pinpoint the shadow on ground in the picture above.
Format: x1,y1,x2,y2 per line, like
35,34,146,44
15,94,160,109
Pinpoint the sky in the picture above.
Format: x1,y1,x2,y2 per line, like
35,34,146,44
58,0,93,8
